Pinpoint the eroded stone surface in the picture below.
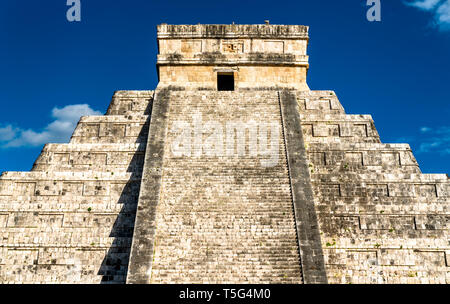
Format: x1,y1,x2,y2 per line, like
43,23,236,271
0,24,448,284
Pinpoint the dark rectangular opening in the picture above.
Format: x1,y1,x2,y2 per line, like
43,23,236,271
217,73,234,91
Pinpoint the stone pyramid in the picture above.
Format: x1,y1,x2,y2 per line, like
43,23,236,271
0,24,448,284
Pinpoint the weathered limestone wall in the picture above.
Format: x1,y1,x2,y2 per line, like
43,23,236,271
0,91,153,283
158,66,309,90
297,90,450,284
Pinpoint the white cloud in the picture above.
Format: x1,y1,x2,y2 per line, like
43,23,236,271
0,125,18,142
436,1,450,29
417,126,450,154
2,104,101,148
404,0,450,31
407,0,441,10
420,126,432,133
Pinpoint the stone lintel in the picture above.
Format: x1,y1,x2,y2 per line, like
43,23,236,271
157,24,309,39
157,54,309,67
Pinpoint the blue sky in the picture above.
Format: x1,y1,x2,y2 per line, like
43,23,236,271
0,0,449,174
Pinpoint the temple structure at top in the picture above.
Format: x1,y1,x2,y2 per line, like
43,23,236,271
156,24,310,90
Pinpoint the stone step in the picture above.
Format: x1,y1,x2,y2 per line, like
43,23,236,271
0,211,135,230
0,268,117,284
312,180,449,199
129,88,303,283
312,172,449,182
32,143,145,173
308,142,413,150
0,171,136,180
317,213,449,231
306,141,421,172
0,231,131,247
319,234,449,249
314,197,449,214
70,115,149,144
0,172,140,198
0,196,137,212
0,171,140,212
296,91,345,114
106,90,154,116
301,115,380,143
324,265,448,284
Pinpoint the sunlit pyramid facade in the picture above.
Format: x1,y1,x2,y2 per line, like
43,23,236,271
0,24,448,284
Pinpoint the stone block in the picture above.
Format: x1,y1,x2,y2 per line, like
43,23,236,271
359,215,415,230
388,183,416,197
415,215,449,230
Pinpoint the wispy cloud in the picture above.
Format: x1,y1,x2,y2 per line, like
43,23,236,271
0,125,18,142
407,0,441,10
404,0,450,31
0,104,101,148
420,126,432,133
417,126,450,154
